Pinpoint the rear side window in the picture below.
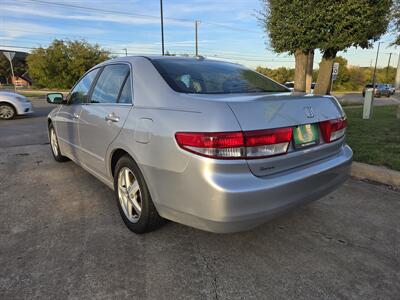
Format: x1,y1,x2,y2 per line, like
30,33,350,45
91,64,130,104
151,58,289,94
118,75,133,104
69,68,99,104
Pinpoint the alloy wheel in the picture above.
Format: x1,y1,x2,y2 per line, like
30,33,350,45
50,128,59,156
0,105,14,119
117,167,142,223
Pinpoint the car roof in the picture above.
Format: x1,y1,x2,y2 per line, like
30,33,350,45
100,55,237,65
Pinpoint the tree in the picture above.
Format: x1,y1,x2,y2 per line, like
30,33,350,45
313,0,392,95
391,0,400,45
256,66,294,83
259,0,320,92
27,39,110,89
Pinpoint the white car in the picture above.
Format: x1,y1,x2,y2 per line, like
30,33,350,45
0,91,33,120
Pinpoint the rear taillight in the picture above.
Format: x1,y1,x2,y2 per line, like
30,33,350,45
174,132,245,159
244,128,292,158
175,127,292,159
319,118,347,143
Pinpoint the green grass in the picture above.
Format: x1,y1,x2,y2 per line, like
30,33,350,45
344,105,400,171
19,92,48,97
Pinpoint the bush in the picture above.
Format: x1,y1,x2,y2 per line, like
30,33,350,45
27,39,110,89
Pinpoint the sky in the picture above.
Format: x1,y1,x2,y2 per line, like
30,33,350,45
1,0,399,69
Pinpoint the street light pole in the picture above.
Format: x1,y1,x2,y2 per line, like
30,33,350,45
160,0,165,56
195,20,200,56
386,52,392,82
371,41,381,116
396,52,400,90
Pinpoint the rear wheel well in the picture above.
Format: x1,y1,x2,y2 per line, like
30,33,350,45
111,149,131,177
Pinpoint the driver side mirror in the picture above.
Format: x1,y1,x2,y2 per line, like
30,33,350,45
46,93,64,104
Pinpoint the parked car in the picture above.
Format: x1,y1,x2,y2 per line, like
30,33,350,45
284,81,294,91
284,81,316,93
384,84,395,95
46,56,352,234
362,83,391,98
0,91,33,120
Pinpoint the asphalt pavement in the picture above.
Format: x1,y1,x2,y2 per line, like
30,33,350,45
334,92,400,106
0,97,399,299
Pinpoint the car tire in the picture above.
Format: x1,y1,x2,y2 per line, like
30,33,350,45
0,103,16,120
48,123,69,162
114,155,163,233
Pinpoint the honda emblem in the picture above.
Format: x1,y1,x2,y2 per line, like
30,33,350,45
304,106,314,118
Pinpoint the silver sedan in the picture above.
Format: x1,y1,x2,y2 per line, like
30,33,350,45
46,56,352,233
0,91,33,120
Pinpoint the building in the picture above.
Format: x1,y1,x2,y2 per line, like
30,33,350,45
10,72,32,87
0,50,31,86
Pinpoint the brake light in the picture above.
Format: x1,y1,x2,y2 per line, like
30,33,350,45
175,127,292,159
244,128,292,158
319,118,347,143
174,132,245,159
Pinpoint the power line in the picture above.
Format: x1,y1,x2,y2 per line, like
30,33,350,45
0,43,295,63
13,0,261,34
16,0,192,23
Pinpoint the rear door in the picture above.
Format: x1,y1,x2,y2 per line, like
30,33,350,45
78,63,133,177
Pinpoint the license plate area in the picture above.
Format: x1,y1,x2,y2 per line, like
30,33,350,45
293,123,319,148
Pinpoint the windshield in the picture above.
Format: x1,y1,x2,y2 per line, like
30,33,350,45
151,58,289,94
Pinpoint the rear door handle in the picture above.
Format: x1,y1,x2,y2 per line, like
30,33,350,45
105,113,120,122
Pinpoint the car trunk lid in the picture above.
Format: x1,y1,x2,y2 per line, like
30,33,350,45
225,93,345,177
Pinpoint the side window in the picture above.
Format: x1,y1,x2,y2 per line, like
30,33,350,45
69,69,99,104
118,75,133,104
90,64,130,104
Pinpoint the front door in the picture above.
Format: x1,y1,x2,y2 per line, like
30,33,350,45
78,63,133,177
55,68,99,160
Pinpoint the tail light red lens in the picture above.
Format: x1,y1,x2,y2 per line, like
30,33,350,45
319,118,347,143
175,127,292,159
244,128,292,158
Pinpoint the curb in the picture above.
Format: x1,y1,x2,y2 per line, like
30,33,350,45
351,162,400,188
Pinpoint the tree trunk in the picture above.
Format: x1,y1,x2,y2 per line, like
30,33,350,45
314,51,337,95
305,50,314,93
294,50,308,92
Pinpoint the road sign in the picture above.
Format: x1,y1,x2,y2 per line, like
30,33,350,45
2,51,15,62
332,62,339,81
2,51,16,92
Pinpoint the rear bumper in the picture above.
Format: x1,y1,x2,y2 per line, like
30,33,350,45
151,144,353,233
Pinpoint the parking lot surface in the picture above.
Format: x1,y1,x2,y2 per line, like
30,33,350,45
334,92,400,106
1,98,399,299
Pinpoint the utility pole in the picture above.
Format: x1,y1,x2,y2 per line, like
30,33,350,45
195,20,200,56
371,41,381,116
123,48,127,56
160,0,165,55
395,52,400,90
386,52,392,82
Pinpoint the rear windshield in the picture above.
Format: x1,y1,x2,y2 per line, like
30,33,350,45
151,58,289,94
